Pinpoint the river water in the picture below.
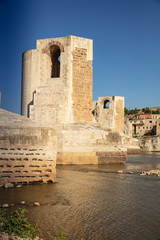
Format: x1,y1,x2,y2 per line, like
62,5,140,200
0,153,160,240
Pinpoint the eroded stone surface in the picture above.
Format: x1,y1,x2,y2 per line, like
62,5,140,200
139,136,160,152
92,96,124,132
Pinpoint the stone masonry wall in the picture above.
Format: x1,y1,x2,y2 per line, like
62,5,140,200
0,109,57,186
114,97,124,132
21,36,93,124
0,125,57,186
0,146,56,185
21,36,71,124
92,96,124,132
56,122,127,165
29,80,66,124
72,48,93,122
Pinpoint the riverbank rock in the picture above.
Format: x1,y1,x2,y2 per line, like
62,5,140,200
128,171,134,174
0,232,43,240
140,170,160,177
138,136,160,152
20,201,25,205
3,183,14,189
34,202,40,207
2,204,9,208
0,232,21,240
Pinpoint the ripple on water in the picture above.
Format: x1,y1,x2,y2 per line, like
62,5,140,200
0,153,160,240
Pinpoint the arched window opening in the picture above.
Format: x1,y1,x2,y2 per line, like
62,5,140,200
50,45,60,78
104,100,110,109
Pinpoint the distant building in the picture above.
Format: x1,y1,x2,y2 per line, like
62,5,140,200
128,113,160,136
156,119,160,136
138,113,152,119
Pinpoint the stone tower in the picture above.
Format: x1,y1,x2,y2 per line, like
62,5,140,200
21,36,93,124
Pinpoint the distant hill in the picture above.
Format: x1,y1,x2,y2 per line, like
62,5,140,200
125,106,160,115
149,107,160,111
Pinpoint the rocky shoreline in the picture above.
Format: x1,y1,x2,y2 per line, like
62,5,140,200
0,232,42,240
0,232,23,240
0,182,22,189
0,201,40,208
140,169,160,177
139,136,160,152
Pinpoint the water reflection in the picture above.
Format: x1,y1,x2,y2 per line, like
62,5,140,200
0,153,160,240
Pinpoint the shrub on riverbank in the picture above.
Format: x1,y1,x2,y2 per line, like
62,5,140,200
0,208,84,240
0,208,41,239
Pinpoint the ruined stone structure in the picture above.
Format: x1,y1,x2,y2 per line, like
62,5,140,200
0,109,56,186
21,36,93,124
92,96,124,132
0,36,139,186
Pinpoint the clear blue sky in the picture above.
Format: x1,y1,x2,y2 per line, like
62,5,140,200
0,0,160,114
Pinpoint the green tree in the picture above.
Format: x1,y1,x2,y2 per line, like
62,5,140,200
124,107,139,115
142,107,151,113
155,110,160,114
124,107,129,116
